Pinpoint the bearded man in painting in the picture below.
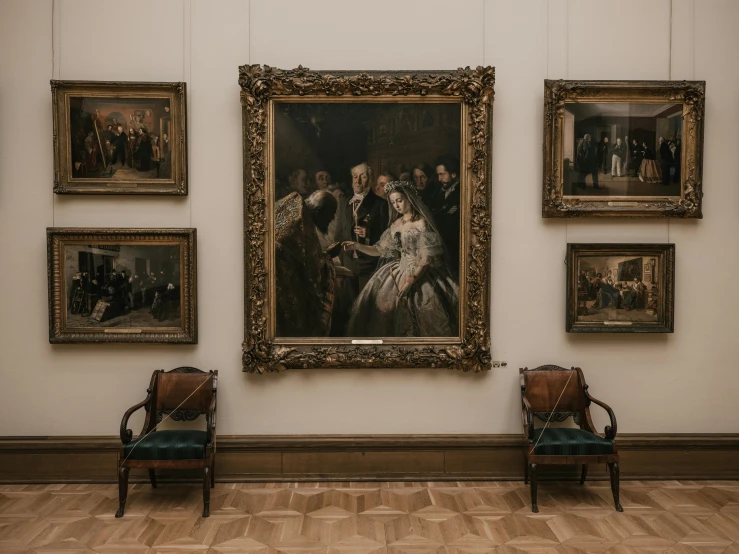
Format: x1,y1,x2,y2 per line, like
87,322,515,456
430,156,461,275
341,162,388,291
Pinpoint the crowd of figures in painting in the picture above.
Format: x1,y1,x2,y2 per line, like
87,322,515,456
273,103,463,339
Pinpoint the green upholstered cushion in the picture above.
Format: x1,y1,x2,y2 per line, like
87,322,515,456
531,428,613,456
124,430,207,460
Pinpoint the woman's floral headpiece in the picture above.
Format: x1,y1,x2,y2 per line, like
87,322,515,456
383,180,418,195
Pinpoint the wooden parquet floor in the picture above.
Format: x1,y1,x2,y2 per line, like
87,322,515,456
2,481,739,554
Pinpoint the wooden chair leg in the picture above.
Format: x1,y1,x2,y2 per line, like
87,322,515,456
607,462,623,512
202,466,210,518
115,467,129,518
580,464,588,484
148,469,157,489
530,463,538,513
524,458,529,485
210,454,215,489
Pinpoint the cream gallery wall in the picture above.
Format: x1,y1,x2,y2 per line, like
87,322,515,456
0,0,737,436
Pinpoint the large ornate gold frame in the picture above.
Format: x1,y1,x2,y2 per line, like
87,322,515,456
51,80,188,195
543,80,705,218
239,65,494,373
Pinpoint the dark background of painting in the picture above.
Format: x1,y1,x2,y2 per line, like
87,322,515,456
274,102,461,192
617,257,643,281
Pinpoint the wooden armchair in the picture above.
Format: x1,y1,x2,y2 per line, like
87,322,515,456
116,367,217,518
520,365,621,513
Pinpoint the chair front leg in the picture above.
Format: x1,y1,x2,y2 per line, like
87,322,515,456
202,466,210,518
580,464,588,485
210,453,216,489
524,458,529,485
607,462,623,512
530,463,538,513
115,467,129,518
148,469,157,489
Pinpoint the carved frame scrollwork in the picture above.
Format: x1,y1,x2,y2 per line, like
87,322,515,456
47,228,197,343
239,65,494,373
50,80,188,195
543,79,705,218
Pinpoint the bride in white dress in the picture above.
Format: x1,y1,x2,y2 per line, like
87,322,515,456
343,181,459,337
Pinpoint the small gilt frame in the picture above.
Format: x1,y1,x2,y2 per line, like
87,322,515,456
543,80,705,218
51,80,188,195
239,65,494,373
47,228,197,343
566,243,675,333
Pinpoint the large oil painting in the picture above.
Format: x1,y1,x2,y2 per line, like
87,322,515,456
543,80,705,217
240,66,494,372
51,81,187,194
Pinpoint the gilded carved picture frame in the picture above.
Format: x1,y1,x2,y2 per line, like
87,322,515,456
47,228,197,343
566,243,675,333
51,80,188,195
239,65,494,373
543,80,705,218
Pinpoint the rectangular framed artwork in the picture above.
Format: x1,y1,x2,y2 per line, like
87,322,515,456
543,80,705,218
566,243,675,333
51,80,187,194
47,228,197,343
240,65,494,372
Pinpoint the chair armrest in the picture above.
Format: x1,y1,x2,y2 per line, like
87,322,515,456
521,395,534,442
119,394,152,444
585,389,617,440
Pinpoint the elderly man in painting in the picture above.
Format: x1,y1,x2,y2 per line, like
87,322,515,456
314,169,350,243
306,190,358,336
341,161,388,291
411,163,438,207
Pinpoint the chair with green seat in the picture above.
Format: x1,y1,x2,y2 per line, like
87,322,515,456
520,365,621,513
116,367,217,518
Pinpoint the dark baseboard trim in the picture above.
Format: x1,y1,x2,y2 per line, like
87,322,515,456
1,434,737,483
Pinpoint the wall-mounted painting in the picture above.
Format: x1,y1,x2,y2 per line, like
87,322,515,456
567,243,675,333
543,80,705,218
240,65,494,372
51,80,187,194
47,228,197,343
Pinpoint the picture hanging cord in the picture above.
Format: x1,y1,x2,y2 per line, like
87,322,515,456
528,369,574,455
118,374,215,468
51,0,55,227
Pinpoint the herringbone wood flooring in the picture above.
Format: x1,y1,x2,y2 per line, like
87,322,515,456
1,481,739,553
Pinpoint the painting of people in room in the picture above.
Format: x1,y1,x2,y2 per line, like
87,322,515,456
63,244,182,329
68,97,173,181
575,255,660,323
563,102,683,197
271,102,462,339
